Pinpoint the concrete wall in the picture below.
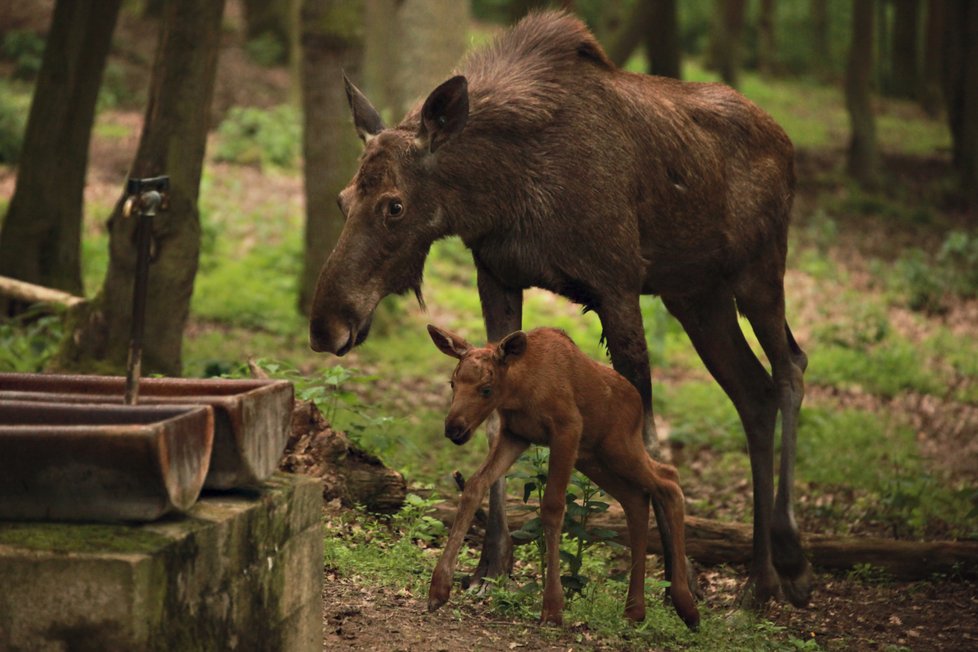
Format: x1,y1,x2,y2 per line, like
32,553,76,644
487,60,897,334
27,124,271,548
0,473,322,651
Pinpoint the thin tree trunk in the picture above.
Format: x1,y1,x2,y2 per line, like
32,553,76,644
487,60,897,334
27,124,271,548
890,0,920,98
811,0,830,79
757,0,777,76
846,0,881,186
920,0,944,116
712,0,747,87
942,0,978,207
646,0,681,78
607,0,655,68
58,0,225,376
297,0,366,316
0,0,122,314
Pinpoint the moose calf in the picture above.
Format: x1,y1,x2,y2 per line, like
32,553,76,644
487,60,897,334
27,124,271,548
426,324,699,629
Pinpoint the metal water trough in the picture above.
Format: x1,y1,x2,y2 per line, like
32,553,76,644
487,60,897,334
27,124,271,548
0,373,294,490
0,400,213,522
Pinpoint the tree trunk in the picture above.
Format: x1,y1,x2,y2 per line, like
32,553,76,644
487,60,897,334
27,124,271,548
711,0,747,87
890,0,920,98
297,0,367,316
920,0,944,116
846,0,881,186
242,0,293,65
942,1,978,208
0,0,122,315
646,0,681,78
57,0,225,376
757,0,777,76
811,0,830,78
607,0,655,68
432,497,978,580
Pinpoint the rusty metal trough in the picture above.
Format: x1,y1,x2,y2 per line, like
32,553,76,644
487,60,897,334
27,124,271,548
0,373,294,491
0,400,213,522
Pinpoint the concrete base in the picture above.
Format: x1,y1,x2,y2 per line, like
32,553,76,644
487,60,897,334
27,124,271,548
0,473,322,652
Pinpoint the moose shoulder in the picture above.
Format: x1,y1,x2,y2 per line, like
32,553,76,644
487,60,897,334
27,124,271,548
309,11,811,609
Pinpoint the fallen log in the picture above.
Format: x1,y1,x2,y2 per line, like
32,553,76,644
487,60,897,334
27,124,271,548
279,399,406,513
0,275,85,307
430,496,978,580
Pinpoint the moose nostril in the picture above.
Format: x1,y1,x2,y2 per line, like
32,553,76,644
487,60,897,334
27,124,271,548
445,423,465,443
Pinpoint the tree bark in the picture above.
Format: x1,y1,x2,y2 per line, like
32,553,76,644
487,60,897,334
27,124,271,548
432,497,978,580
57,0,225,376
943,0,978,207
0,0,122,314
297,0,367,317
920,0,944,116
811,0,830,79
846,0,881,186
646,0,681,79
0,275,85,308
890,0,920,98
607,0,655,68
757,0,777,76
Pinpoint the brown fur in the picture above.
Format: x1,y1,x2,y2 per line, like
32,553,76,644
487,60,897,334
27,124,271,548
310,11,811,608
426,325,699,629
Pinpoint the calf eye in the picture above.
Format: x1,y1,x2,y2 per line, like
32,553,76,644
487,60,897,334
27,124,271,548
387,199,403,217
480,386,492,398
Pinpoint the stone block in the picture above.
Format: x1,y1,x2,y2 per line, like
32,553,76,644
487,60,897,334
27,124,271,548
0,473,322,651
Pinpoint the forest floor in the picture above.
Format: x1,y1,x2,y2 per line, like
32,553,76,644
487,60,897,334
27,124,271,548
2,103,976,652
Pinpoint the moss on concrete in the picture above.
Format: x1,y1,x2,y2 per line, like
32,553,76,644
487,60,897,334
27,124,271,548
0,521,172,554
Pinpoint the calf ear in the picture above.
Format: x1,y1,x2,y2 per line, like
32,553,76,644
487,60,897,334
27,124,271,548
427,324,472,359
344,73,384,143
418,76,469,153
495,331,527,365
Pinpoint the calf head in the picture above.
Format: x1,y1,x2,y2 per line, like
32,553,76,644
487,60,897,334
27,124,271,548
308,75,470,356
427,324,527,445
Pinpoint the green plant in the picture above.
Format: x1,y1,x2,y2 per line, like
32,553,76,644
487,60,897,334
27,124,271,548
214,105,300,170
0,308,64,372
0,80,29,164
1,30,45,79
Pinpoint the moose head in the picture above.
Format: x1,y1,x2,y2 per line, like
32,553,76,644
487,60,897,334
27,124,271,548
308,75,470,356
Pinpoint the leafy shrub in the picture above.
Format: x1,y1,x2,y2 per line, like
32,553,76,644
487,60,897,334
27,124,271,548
893,231,978,313
245,33,286,67
214,105,300,170
0,308,63,372
1,30,45,79
0,81,29,164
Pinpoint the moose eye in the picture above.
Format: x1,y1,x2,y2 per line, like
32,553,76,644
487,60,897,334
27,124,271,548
387,199,403,217
480,386,492,398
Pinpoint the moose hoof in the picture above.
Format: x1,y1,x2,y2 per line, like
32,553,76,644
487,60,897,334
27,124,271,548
539,610,563,627
736,572,782,612
427,573,451,612
780,560,815,608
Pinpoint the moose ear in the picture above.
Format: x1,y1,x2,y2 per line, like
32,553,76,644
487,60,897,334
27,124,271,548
344,73,384,143
494,331,527,365
427,324,472,359
418,75,469,153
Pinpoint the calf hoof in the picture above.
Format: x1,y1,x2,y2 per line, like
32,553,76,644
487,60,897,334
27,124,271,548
671,588,700,631
427,574,452,612
624,605,646,623
539,609,563,626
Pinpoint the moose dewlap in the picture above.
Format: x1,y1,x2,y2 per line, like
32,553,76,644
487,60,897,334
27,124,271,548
426,325,699,629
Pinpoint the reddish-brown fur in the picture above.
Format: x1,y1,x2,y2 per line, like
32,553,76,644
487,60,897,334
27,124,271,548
427,325,699,629
309,11,810,608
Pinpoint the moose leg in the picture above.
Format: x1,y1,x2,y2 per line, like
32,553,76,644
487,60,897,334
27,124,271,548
738,287,812,608
539,432,579,625
575,458,650,623
472,262,523,586
598,297,687,592
663,291,782,609
428,432,529,612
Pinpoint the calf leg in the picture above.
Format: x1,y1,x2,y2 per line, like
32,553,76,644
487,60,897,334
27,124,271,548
539,433,579,625
575,459,650,623
473,262,523,586
428,432,529,612
664,290,783,609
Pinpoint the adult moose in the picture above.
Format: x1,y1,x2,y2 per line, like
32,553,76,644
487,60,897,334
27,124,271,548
309,11,811,608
